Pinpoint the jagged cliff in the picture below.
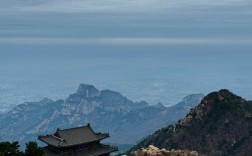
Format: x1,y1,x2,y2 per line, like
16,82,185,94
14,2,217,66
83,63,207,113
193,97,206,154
0,84,203,149
128,89,252,156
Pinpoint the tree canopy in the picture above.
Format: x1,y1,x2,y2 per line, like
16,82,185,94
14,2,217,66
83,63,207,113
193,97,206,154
0,141,43,156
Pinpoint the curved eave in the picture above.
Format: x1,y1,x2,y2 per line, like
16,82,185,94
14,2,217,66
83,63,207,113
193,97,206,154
38,134,110,148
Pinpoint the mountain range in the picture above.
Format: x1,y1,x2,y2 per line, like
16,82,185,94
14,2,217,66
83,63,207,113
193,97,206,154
0,84,203,150
128,89,252,156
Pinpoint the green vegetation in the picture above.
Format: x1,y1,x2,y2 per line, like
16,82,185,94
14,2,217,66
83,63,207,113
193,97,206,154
24,142,43,156
0,141,23,156
0,141,43,156
127,89,252,156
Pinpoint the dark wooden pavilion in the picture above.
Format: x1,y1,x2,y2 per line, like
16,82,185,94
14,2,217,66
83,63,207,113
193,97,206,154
38,123,118,156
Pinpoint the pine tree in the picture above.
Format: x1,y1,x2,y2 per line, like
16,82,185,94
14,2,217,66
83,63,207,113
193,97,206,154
0,141,24,156
24,141,43,156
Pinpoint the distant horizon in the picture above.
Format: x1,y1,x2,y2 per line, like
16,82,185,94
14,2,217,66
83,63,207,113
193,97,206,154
1,0,252,111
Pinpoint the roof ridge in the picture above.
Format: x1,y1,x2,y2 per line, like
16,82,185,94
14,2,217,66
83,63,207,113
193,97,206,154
38,123,111,148
57,123,91,132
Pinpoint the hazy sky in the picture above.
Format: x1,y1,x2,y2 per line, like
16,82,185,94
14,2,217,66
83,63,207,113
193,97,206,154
0,0,252,111
1,0,252,39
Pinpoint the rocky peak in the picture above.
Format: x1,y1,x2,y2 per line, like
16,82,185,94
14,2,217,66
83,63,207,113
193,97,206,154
152,102,166,109
39,97,53,104
98,90,133,107
65,84,100,103
197,89,247,116
182,93,204,105
129,89,252,156
0,85,208,151
100,89,123,97
76,84,100,97
171,94,204,111
218,89,240,98
202,89,243,102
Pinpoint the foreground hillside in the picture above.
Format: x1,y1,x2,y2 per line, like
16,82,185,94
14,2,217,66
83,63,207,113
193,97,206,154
128,89,252,156
0,84,203,149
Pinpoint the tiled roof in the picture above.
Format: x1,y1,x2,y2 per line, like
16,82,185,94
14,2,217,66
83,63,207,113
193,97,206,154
38,124,109,147
43,144,118,156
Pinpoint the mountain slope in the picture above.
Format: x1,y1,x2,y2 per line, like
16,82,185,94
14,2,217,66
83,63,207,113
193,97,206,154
128,89,252,156
0,84,203,150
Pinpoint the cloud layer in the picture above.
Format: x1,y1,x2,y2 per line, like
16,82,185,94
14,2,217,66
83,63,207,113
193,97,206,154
0,37,251,46
1,0,251,13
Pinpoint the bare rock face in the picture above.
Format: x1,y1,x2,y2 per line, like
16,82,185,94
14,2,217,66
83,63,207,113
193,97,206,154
134,145,198,156
0,84,203,150
129,90,252,156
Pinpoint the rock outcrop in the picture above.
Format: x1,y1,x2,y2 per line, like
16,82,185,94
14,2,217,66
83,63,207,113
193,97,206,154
128,89,252,156
0,84,203,150
134,145,198,156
